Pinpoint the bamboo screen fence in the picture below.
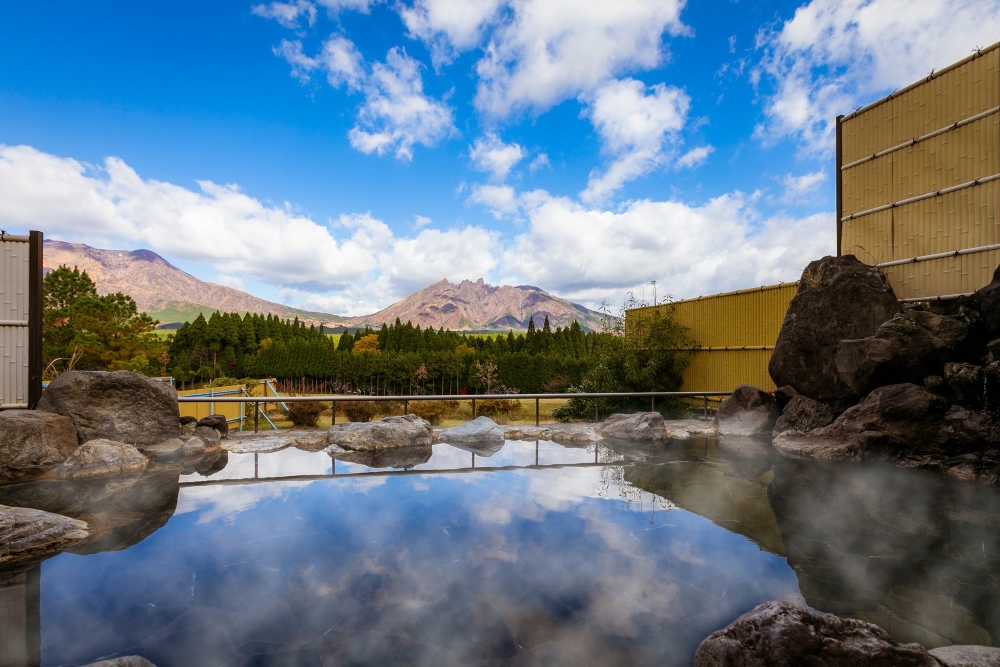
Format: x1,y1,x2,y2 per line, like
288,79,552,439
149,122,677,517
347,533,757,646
838,42,999,299
627,282,798,401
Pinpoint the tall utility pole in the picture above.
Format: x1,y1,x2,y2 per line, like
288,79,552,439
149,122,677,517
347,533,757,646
650,280,657,306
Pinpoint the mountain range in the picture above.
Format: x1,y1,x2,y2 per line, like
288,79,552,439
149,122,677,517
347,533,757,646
43,241,605,332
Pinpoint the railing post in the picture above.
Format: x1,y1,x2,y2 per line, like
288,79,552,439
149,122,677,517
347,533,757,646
254,401,259,433
594,400,599,423
651,396,655,412
703,396,708,421
535,398,539,427
404,399,408,414
332,400,336,425
472,398,476,418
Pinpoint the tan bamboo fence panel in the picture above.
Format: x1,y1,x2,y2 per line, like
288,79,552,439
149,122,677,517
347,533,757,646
177,385,246,425
839,42,1000,299
627,282,798,403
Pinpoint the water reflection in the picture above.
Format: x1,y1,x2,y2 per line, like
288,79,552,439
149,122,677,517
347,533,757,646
0,433,995,665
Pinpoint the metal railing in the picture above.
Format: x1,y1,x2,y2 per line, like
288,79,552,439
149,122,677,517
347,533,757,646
177,390,733,433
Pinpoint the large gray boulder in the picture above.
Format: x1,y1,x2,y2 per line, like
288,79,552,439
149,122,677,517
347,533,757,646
327,414,433,451
694,600,940,666
772,395,835,437
597,412,668,441
51,440,148,480
0,504,89,570
773,383,991,462
0,410,79,481
441,416,505,444
770,255,901,401
836,310,970,397
930,645,1000,667
37,371,179,447
714,385,780,436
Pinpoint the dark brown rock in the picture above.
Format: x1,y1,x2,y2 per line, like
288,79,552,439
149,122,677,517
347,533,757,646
0,410,79,481
37,371,179,447
773,384,991,463
836,310,969,396
715,385,780,436
194,425,221,444
943,362,1000,410
769,255,900,401
196,414,229,439
772,395,835,436
773,385,799,410
694,600,940,667
973,264,1000,335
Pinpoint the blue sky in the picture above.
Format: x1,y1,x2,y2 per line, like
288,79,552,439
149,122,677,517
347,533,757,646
1,0,996,315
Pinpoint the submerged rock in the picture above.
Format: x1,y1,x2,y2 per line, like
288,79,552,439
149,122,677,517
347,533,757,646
500,423,600,444
440,417,504,445
197,414,229,439
0,504,89,570
51,440,147,480
930,645,1000,667
714,385,780,436
0,410,79,481
694,600,940,666
223,436,291,454
37,370,179,446
81,658,157,667
334,445,433,469
769,255,900,401
836,310,971,397
597,412,667,441
138,437,206,462
772,395,835,437
327,414,433,451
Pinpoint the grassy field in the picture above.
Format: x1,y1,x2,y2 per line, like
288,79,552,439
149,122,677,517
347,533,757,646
249,397,575,431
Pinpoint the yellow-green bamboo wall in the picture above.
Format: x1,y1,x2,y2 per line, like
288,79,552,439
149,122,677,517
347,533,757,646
840,42,999,299
627,282,798,401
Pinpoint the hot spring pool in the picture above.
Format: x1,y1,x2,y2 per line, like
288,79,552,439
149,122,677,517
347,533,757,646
7,435,1000,666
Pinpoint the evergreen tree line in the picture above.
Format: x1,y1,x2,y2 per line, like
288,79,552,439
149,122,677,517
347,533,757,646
167,312,600,394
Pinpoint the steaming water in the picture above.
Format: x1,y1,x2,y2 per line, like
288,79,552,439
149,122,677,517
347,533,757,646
19,436,1000,665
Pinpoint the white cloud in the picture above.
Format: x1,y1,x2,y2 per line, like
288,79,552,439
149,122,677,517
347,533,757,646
1,144,835,315
469,133,525,181
528,153,550,173
504,188,834,303
581,78,690,204
676,145,714,169
779,170,826,203
413,214,432,228
467,183,519,219
474,0,689,118
252,0,317,28
399,0,505,67
348,47,457,161
320,35,365,89
273,39,319,83
315,0,378,12
754,0,1000,154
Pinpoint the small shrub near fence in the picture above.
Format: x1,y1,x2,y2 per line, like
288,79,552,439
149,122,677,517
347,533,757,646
343,401,378,423
410,400,460,425
287,401,325,428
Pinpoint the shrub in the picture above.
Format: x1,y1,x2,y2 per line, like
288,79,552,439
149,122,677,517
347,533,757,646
343,400,378,422
477,398,521,423
410,400,458,425
287,401,324,428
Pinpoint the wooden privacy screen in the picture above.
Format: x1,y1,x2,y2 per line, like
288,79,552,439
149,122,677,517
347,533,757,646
0,231,42,409
838,42,1000,299
626,282,798,401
